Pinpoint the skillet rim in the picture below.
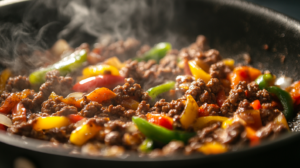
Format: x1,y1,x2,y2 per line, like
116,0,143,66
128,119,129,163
0,0,300,162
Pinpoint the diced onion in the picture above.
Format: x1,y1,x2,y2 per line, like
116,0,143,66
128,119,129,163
275,76,293,90
67,92,84,99
74,118,87,128
0,114,12,127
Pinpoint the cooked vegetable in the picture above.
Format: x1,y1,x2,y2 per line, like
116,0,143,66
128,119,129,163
0,69,11,94
0,113,12,128
146,113,173,130
29,49,87,85
229,66,261,89
135,42,171,62
235,110,262,130
73,74,124,92
132,116,195,144
12,102,27,123
275,76,293,90
33,116,70,131
146,81,175,100
0,89,32,114
273,112,290,131
216,90,227,107
120,99,140,110
50,87,116,108
68,114,84,123
180,95,199,129
255,73,275,90
104,57,125,70
245,127,260,146
267,86,294,120
188,60,211,83
198,142,228,154
138,138,154,153
82,65,120,78
222,58,235,70
70,121,102,146
193,116,228,131
250,100,261,110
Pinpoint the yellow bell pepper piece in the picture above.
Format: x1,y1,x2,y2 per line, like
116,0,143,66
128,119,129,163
198,142,228,155
33,116,70,131
195,59,210,73
274,112,290,132
0,69,12,94
222,58,235,70
180,95,199,129
188,60,211,83
70,121,102,146
104,57,125,70
82,64,119,77
120,99,140,110
221,118,234,129
194,116,228,131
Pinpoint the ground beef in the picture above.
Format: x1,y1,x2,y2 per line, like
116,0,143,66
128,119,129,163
113,78,150,103
236,99,252,113
209,62,231,79
218,122,246,144
30,70,73,111
247,82,260,101
256,89,271,103
200,103,221,116
188,123,220,150
256,122,288,139
178,35,209,60
175,75,194,94
80,102,103,118
220,81,247,116
153,99,185,117
41,99,68,114
206,78,221,94
120,57,182,90
52,106,77,116
185,79,216,106
260,103,280,125
136,101,150,115
5,76,30,92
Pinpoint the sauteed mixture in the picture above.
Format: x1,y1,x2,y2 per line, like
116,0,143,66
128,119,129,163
0,35,298,157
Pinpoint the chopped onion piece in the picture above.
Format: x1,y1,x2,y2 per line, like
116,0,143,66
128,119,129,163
0,114,12,127
275,76,293,90
67,92,84,99
74,118,87,128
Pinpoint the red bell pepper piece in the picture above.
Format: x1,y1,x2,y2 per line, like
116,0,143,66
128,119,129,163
146,113,173,130
12,102,27,123
0,124,6,131
68,114,84,123
72,74,125,92
250,100,261,110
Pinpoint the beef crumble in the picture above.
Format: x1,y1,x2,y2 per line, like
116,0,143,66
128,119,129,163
0,35,291,158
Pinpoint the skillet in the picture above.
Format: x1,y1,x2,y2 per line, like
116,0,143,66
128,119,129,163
1,0,300,167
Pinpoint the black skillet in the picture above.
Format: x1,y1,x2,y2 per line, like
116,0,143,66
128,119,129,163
1,0,300,168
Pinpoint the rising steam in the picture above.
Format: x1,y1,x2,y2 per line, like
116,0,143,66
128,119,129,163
0,0,180,74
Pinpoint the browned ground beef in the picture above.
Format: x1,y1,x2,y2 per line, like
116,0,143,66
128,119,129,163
0,35,290,157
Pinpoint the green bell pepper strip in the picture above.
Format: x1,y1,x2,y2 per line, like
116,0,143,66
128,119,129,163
132,116,195,144
267,86,294,120
255,73,275,90
29,49,87,85
134,42,171,62
138,138,154,153
146,81,175,100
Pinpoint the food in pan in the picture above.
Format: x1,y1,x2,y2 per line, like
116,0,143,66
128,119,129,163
0,35,297,157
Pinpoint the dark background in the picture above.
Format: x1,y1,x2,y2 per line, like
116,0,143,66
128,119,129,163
247,0,300,21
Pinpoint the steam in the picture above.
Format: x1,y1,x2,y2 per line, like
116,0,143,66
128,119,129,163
0,0,180,74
